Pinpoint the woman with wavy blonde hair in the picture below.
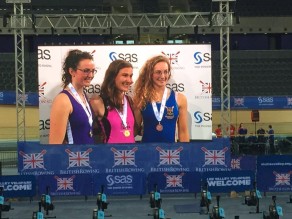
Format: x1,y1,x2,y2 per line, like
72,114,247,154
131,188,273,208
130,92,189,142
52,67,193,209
133,55,189,143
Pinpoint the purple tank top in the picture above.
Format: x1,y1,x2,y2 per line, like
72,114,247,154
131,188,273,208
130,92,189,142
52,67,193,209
61,90,94,144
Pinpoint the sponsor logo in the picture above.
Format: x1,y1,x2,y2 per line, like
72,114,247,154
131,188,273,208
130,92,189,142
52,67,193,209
55,175,75,191
287,97,292,106
111,147,138,167
231,158,241,169
258,96,273,104
194,111,212,123
200,80,212,94
234,97,245,106
38,49,51,60
109,52,138,63
166,83,184,92
212,97,221,103
194,52,211,64
84,84,101,95
161,51,180,65
273,171,292,186
39,82,53,104
65,148,92,169
106,175,133,186
156,146,183,166
19,150,47,170
164,172,184,188
39,119,50,131
201,147,228,167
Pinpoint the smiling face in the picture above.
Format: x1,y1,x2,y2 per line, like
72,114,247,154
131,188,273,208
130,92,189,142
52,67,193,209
152,61,170,88
114,67,133,93
71,59,95,88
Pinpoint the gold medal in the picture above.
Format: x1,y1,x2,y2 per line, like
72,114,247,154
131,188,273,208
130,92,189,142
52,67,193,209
156,123,163,132
124,130,130,137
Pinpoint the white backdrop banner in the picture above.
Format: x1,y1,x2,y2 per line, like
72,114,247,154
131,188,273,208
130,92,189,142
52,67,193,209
38,44,212,143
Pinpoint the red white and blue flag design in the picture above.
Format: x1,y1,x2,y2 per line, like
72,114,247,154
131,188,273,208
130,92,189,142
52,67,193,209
273,171,292,186
231,158,241,169
201,147,228,167
164,173,184,188
65,148,92,169
156,146,183,166
55,175,75,191
19,150,46,170
111,147,138,167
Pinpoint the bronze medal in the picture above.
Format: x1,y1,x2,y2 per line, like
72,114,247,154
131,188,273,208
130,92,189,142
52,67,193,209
156,123,163,132
124,130,130,137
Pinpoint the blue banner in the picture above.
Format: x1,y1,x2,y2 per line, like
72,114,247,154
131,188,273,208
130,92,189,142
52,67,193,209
37,174,93,196
93,173,146,195
18,139,231,176
1,91,292,110
202,170,255,193
17,139,231,196
257,155,292,192
230,155,256,171
0,91,38,106
212,96,292,110
147,171,201,193
0,175,36,197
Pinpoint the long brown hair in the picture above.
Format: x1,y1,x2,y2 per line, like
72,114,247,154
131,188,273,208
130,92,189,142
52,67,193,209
133,55,171,110
100,59,133,110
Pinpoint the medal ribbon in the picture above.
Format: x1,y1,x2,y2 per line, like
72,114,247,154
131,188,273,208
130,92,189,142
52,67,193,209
68,83,93,128
152,88,167,123
115,95,128,128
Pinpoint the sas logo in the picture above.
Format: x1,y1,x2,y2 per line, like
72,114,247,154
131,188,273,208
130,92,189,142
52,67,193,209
194,111,212,123
38,49,51,60
258,96,273,104
106,175,133,186
109,52,138,62
194,52,211,64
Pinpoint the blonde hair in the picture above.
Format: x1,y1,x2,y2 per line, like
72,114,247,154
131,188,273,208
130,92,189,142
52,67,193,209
133,55,171,110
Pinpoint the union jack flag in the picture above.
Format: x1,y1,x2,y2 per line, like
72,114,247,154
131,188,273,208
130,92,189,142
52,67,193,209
38,82,46,98
164,173,184,188
55,175,75,191
111,147,138,167
65,148,92,169
234,97,244,106
287,97,292,106
200,80,212,94
201,147,228,167
161,51,180,65
19,150,46,170
156,146,183,167
231,158,241,169
273,171,292,186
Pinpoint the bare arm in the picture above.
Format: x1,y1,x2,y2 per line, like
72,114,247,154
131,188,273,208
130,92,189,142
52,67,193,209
89,94,105,120
133,107,143,136
49,93,72,144
177,93,190,142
